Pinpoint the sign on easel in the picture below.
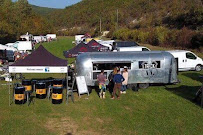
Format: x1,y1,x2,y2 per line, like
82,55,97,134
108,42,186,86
76,76,89,97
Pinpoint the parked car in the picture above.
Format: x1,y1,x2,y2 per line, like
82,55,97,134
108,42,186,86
167,50,203,71
112,41,139,50
115,46,150,52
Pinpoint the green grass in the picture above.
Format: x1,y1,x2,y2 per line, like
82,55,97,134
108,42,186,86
36,36,75,62
0,37,203,135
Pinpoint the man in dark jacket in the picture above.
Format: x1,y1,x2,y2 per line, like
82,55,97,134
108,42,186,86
112,70,125,99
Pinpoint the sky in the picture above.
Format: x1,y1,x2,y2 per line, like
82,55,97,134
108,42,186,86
13,0,82,9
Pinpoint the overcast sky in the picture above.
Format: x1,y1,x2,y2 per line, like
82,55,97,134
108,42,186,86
13,0,81,9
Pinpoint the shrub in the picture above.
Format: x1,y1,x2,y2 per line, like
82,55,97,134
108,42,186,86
176,27,196,48
137,31,149,43
191,32,203,49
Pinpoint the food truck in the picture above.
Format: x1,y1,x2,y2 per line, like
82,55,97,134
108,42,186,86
75,51,178,91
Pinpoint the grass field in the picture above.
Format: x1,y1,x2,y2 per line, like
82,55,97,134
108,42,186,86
0,37,203,135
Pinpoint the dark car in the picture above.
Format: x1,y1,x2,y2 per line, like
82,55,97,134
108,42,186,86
6,50,15,62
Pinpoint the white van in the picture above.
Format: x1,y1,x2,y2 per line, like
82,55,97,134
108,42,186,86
116,46,151,52
168,50,203,71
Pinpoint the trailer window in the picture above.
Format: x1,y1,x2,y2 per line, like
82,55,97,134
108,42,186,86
139,61,161,69
93,63,131,70
186,52,197,60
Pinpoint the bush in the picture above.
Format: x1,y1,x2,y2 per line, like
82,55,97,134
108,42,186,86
176,27,196,48
191,32,203,49
137,31,149,43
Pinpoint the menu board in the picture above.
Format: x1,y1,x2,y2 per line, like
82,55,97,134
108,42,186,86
76,76,89,96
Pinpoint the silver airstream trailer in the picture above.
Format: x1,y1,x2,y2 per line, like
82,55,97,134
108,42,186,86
75,51,178,90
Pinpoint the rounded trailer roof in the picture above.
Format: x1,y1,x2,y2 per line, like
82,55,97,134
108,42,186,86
76,51,174,63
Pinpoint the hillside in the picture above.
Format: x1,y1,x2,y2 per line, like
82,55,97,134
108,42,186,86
48,0,203,49
31,5,61,17
0,0,53,44
50,0,203,30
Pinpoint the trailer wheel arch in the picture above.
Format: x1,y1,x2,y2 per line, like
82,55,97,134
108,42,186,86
138,83,149,89
195,64,202,72
87,86,92,93
127,84,138,92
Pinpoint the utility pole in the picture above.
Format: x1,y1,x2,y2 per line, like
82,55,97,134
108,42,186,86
116,9,119,30
100,17,102,33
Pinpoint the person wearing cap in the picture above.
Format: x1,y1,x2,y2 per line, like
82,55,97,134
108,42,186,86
121,67,129,94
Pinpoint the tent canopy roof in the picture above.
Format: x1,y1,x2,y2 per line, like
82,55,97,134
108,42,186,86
11,45,67,66
64,42,97,58
87,39,108,49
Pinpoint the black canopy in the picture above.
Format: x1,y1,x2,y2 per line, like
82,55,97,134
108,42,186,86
87,39,109,51
11,45,67,66
64,42,97,58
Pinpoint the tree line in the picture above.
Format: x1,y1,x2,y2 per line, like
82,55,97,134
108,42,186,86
0,0,53,44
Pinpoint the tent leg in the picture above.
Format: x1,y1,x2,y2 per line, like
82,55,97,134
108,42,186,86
8,74,10,106
66,67,69,104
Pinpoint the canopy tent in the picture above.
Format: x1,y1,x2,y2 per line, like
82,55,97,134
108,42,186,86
64,42,97,58
87,39,109,52
9,45,67,73
8,45,69,106
82,33,91,39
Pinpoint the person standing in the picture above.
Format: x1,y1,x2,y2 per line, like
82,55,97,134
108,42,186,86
108,67,117,98
121,67,129,94
112,70,125,99
97,69,107,99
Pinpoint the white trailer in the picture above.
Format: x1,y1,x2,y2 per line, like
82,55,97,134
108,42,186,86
46,34,57,40
13,41,32,51
115,46,150,52
168,50,203,71
20,34,33,41
33,36,43,43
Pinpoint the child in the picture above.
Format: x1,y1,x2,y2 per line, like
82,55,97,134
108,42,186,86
97,69,107,99
121,67,128,94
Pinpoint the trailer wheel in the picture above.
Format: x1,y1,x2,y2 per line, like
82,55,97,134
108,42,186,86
87,86,92,94
127,84,138,92
195,65,202,72
138,83,149,89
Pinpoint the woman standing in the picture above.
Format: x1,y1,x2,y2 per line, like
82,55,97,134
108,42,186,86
121,67,128,94
108,67,117,98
